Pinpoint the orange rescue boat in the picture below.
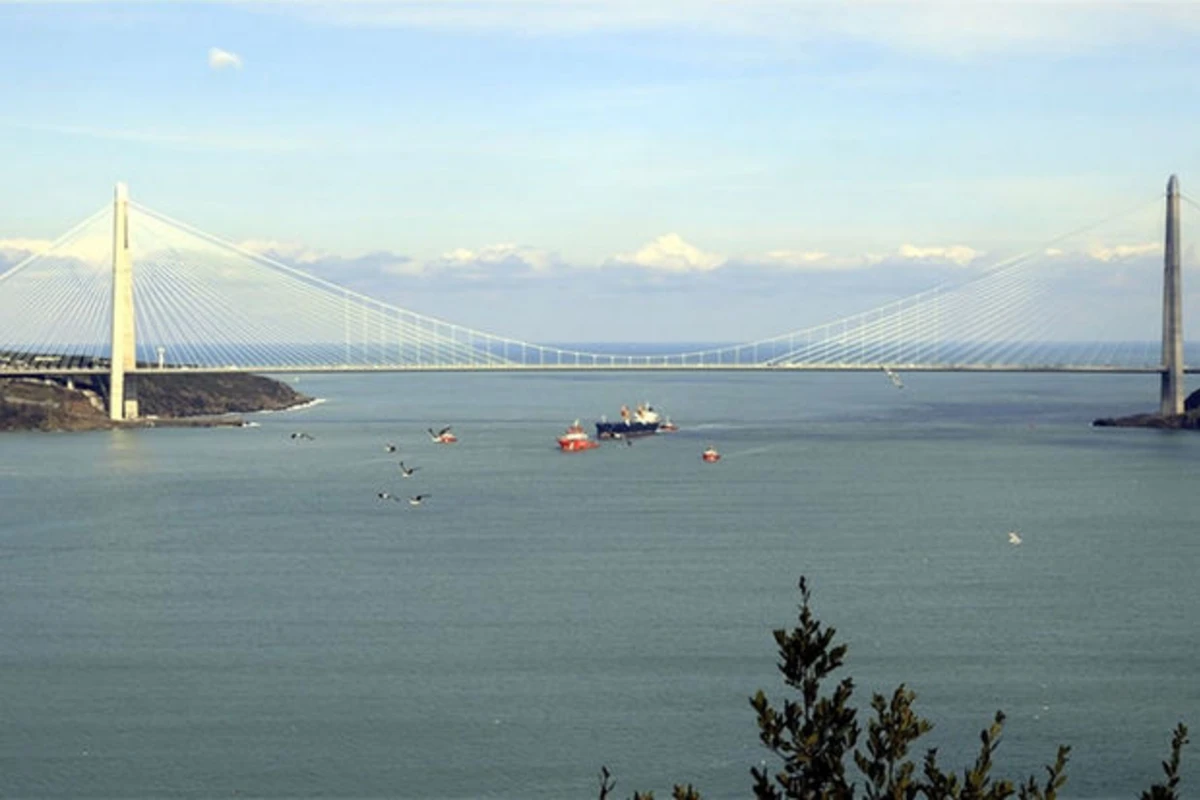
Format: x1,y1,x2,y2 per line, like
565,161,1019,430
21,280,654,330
558,420,601,452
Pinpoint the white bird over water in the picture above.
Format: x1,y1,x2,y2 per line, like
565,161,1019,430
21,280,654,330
1008,531,1023,546
384,442,398,453
408,494,431,506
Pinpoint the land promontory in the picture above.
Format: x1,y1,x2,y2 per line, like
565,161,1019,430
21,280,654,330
0,373,311,432
1092,388,1200,430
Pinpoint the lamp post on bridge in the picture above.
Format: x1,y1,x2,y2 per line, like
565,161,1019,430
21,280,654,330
1161,174,1184,417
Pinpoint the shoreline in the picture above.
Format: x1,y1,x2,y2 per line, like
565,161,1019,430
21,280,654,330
253,396,327,415
1,373,315,433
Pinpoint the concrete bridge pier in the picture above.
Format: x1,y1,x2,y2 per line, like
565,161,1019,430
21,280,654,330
108,182,138,421
1160,174,1185,416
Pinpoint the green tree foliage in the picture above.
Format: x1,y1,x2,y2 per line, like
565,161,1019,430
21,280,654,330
1140,723,1190,800
605,576,1188,800
854,685,932,800
750,576,859,798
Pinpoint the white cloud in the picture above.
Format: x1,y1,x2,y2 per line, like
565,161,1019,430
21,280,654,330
757,250,880,271
208,46,243,70
614,233,724,272
0,238,53,257
751,243,980,270
895,243,980,266
1085,242,1161,262
434,243,557,273
1,232,111,265
240,239,326,263
762,250,830,265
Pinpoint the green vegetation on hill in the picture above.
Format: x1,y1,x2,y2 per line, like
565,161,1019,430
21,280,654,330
0,373,310,432
0,379,110,432
136,373,309,417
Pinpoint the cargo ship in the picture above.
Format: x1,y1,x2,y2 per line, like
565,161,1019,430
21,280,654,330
595,403,663,439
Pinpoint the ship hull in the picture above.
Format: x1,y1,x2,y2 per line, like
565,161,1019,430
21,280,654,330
559,438,601,452
595,420,660,439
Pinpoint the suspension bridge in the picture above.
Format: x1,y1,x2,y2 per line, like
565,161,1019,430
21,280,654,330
0,176,1194,421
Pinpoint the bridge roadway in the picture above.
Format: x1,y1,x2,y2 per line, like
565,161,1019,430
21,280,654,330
2,364,1196,377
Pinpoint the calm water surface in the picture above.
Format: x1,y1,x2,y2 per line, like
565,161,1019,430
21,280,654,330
1,372,1198,798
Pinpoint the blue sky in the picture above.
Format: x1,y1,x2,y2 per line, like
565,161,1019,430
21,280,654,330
2,1,1200,341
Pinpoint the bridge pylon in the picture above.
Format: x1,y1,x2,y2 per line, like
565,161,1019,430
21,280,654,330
1160,174,1184,416
108,182,138,420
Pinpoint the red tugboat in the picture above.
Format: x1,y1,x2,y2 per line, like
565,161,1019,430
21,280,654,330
701,445,721,463
428,426,458,444
558,420,601,452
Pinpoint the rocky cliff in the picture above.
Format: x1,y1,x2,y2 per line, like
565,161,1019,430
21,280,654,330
0,373,311,432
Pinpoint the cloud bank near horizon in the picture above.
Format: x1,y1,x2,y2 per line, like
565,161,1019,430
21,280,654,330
0,233,1183,342
2,231,1165,282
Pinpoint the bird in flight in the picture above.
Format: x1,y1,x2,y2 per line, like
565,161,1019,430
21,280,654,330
377,491,399,502
290,432,314,441
428,426,457,443
384,442,398,453
399,462,420,477
408,494,431,506
1007,531,1023,546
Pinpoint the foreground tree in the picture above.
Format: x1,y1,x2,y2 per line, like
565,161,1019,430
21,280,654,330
605,576,1187,799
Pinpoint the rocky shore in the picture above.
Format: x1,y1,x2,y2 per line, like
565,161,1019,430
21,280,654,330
0,373,312,432
1092,389,1200,430
1092,411,1200,430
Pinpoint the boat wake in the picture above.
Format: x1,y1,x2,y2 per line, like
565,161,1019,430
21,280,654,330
257,397,327,415
714,443,793,459
688,422,747,431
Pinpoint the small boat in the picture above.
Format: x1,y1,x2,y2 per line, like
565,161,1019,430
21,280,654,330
659,417,679,432
558,420,601,452
701,445,721,462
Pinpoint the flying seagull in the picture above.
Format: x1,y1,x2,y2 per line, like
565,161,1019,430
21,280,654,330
377,491,400,502
290,432,314,441
384,442,398,453
428,426,457,443
399,462,420,477
1007,531,1023,546
882,366,904,390
408,494,431,506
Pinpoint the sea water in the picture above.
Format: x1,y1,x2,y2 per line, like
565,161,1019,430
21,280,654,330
1,371,1197,798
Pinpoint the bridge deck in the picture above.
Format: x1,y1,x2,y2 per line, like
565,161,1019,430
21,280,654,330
0,364,1191,377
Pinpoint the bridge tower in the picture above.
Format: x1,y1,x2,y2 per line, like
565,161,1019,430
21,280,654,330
1160,174,1184,416
108,182,138,420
